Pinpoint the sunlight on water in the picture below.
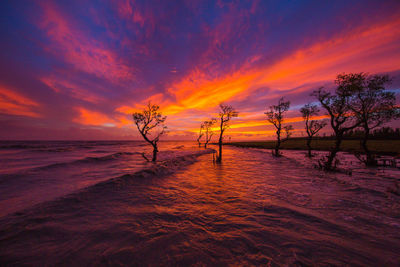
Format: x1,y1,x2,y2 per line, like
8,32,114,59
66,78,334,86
0,141,399,265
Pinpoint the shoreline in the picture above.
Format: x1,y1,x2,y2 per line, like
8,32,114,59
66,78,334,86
224,139,400,156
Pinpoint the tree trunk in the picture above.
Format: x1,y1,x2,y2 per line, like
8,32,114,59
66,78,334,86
217,138,222,163
325,134,342,170
307,137,312,157
216,131,223,163
274,129,281,156
152,143,158,162
204,142,207,149
216,119,223,163
362,127,374,166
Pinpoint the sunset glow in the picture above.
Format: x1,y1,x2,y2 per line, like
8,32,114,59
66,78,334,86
1,0,399,140
2,2,400,265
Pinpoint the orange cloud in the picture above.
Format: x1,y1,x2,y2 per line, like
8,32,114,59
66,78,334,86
143,17,400,115
73,107,117,126
116,17,400,138
168,69,259,111
257,18,400,91
0,86,41,118
187,114,327,133
116,69,260,117
108,16,400,140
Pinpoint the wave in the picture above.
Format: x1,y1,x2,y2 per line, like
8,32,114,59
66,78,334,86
77,149,213,192
32,147,76,153
343,184,388,197
0,152,139,181
33,152,138,171
4,149,213,218
0,141,145,150
88,150,112,153
0,144,49,150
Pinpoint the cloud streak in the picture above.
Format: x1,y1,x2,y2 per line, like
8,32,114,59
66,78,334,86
0,86,41,118
0,0,399,140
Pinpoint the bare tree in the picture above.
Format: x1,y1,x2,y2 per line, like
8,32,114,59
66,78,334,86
265,97,293,156
196,123,204,147
345,73,399,165
300,103,327,157
203,119,217,148
312,75,362,170
132,102,167,162
283,125,294,139
216,104,238,163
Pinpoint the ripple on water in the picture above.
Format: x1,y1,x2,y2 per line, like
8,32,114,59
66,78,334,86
0,145,399,266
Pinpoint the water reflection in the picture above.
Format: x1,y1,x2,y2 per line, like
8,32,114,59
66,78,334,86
0,143,399,265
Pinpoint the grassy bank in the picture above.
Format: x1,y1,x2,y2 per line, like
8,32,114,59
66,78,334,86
225,139,400,156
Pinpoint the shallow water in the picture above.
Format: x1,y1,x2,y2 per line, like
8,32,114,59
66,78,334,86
0,141,399,266
0,141,197,217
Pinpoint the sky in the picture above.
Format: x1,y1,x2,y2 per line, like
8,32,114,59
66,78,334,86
1,0,400,140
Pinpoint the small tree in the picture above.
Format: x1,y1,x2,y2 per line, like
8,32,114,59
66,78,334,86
283,125,294,139
216,104,238,163
265,97,293,156
132,102,167,162
300,103,327,157
312,75,362,170
196,123,204,147
345,73,399,165
203,119,217,148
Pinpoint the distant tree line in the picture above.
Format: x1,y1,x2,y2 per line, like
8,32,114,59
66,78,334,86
295,127,400,140
339,127,400,139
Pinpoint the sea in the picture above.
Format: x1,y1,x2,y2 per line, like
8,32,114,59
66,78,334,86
0,140,399,266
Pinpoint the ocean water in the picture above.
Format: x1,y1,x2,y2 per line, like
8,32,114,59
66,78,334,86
0,141,399,266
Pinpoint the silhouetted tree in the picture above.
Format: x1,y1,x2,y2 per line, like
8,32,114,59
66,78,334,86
216,104,238,163
312,75,362,170
300,103,327,157
133,102,167,162
197,123,204,147
203,119,216,148
345,73,399,165
283,125,294,140
265,97,292,156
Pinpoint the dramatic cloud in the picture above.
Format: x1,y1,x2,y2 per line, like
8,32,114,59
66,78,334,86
0,0,399,140
0,86,41,118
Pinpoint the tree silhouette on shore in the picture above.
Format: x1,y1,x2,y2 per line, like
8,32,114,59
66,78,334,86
265,97,293,157
312,78,362,170
216,104,238,163
203,119,216,148
133,102,167,162
345,73,399,165
197,123,204,147
300,103,327,157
